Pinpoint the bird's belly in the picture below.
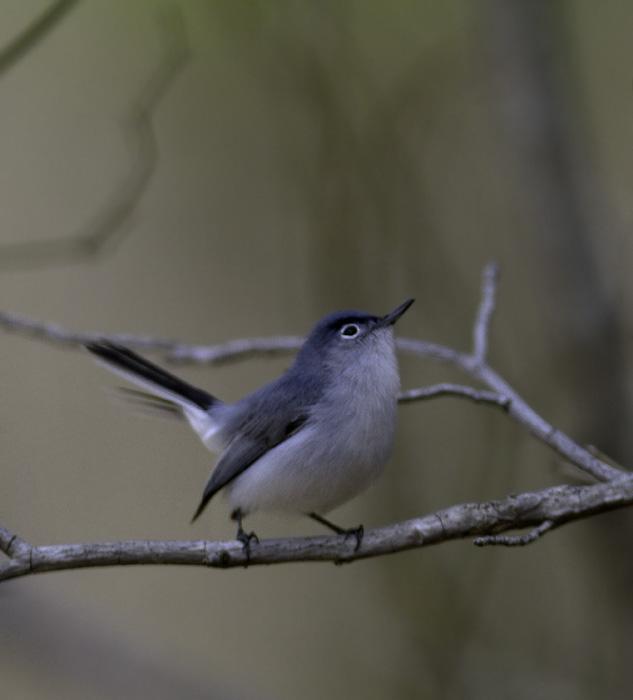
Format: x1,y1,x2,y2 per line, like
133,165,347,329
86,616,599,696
224,411,397,515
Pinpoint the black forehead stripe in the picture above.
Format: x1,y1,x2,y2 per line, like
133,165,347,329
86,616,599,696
324,311,377,330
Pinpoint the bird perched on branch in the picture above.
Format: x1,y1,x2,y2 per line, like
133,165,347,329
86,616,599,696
86,299,413,553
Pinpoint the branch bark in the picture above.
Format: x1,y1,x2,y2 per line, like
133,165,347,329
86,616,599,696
2,476,633,582
0,262,629,581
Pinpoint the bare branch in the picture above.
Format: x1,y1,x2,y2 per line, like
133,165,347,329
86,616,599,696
2,476,633,581
398,383,510,408
0,309,180,350
0,522,28,557
397,340,623,482
0,309,305,360
169,336,305,365
473,261,500,363
473,519,555,547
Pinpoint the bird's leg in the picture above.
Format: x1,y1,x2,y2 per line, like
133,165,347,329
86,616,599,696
231,508,259,562
308,512,364,551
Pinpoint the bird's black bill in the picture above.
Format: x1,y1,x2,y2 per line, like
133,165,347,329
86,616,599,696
377,298,415,328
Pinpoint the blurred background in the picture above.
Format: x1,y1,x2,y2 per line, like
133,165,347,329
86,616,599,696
1,1,633,698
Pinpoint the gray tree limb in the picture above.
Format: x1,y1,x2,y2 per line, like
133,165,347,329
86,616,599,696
2,476,633,582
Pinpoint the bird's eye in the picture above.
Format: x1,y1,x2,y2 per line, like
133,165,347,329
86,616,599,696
340,324,360,338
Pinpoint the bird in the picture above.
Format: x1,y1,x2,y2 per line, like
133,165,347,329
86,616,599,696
86,298,413,552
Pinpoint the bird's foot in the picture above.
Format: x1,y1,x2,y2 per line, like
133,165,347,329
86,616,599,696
236,525,258,564
343,524,364,552
232,508,258,564
308,512,364,551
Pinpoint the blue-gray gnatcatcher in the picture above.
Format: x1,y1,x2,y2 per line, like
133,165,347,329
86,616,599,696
86,298,413,551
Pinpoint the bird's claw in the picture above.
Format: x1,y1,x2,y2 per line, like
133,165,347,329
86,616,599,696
344,524,364,552
236,528,259,563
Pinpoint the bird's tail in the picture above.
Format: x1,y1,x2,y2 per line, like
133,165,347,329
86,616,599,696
86,342,223,445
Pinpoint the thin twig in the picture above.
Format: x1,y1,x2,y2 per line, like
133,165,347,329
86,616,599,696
398,383,510,408
0,309,180,350
473,519,556,547
2,477,633,581
169,336,305,365
473,261,500,363
0,308,303,358
398,341,622,482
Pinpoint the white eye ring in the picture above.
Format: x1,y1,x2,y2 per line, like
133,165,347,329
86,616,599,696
340,324,360,338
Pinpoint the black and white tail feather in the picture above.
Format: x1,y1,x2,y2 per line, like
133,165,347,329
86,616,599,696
85,341,223,447
115,387,184,421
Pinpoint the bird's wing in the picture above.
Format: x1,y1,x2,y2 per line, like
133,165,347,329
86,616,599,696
191,412,309,522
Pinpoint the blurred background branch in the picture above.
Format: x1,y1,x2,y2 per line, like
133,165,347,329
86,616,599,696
0,0,79,77
0,3,189,268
